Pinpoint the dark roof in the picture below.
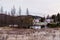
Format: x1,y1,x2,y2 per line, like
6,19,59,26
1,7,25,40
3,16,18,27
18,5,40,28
17,15,42,19
29,15,42,18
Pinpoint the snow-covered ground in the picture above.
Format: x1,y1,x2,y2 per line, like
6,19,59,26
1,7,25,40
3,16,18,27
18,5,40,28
0,27,60,40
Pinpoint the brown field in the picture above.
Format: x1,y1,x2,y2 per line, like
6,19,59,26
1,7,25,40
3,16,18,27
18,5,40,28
0,27,60,40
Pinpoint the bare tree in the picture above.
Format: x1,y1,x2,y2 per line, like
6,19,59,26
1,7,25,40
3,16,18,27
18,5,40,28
8,12,10,15
11,6,16,16
0,6,4,26
11,6,16,27
4,11,7,15
4,11,7,26
19,7,21,16
0,6,3,13
47,15,50,19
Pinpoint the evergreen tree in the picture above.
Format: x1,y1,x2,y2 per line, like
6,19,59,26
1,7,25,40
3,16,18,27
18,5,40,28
57,13,60,22
51,15,56,22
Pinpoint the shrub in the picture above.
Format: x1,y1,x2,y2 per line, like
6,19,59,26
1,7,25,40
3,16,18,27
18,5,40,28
57,23,60,27
47,23,57,28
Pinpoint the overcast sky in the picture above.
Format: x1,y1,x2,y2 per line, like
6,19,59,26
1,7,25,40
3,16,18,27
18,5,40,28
0,0,60,17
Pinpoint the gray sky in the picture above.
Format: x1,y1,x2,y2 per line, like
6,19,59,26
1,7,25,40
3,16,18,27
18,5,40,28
0,0,60,17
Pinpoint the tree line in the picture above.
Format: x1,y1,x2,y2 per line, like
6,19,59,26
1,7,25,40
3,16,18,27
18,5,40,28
51,13,60,22
0,6,33,28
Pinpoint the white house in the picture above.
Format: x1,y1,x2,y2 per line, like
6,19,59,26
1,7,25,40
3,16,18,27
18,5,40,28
31,17,48,29
30,16,42,29
45,19,54,23
33,18,40,24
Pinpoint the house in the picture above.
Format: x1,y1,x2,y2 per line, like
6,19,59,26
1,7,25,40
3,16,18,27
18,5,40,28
30,16,52,29
30,16,47,29
32,15,41,23
45,18,54,23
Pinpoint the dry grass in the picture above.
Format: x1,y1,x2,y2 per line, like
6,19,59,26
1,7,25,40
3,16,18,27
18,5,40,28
0,27,60,40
